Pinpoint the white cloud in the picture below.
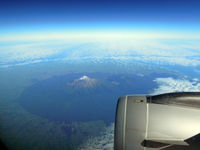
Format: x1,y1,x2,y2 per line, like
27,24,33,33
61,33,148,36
152,77,200,95
0,37,200,68
134,56,200,66
0,42,61,62
78,123,114,150
94,39,200,66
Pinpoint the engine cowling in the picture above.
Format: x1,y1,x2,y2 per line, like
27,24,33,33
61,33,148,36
114,92,200,150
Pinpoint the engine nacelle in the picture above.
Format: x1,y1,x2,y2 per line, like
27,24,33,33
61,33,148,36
114,92,200,150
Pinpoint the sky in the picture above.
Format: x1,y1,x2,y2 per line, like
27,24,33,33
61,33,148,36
1,0,200,68
1,0,200,24
0,0,200,39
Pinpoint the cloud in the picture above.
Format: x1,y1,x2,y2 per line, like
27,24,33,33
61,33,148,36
0,42,63,67
152,77,200,94
78,123,114,150
1,38,200,68
134,56,200,66
95,39,200,66
0,41,79,67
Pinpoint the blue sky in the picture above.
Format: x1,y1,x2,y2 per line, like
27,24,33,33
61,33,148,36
0,0,200,35
1,0,200,24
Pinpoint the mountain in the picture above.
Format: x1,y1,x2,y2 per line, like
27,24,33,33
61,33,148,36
68,75,98,88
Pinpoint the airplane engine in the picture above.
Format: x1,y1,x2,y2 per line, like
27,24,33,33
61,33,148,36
114,92,200,150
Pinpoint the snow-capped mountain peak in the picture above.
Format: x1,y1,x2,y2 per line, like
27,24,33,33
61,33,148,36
79,75,90,81
69,75,98,88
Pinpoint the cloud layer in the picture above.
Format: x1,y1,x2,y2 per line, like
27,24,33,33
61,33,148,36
78,123,114,150
152,77,200,94
0,38,200,68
